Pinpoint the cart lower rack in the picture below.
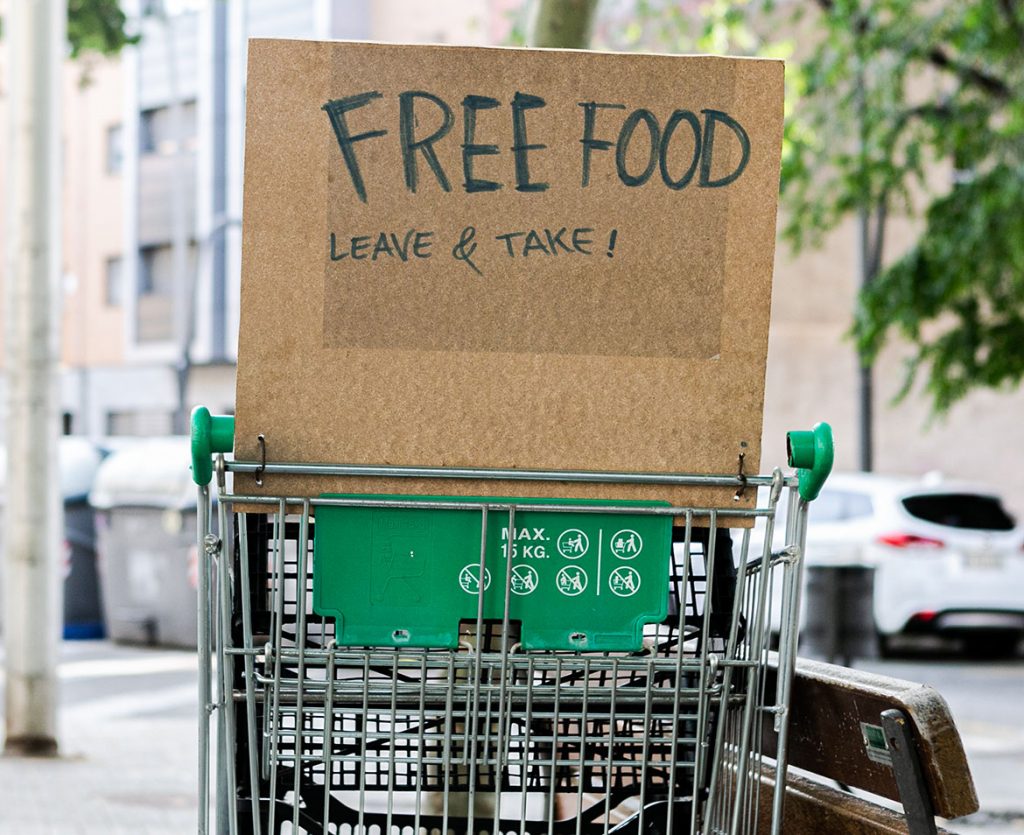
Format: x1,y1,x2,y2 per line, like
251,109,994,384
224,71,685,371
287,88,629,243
192,412,833,835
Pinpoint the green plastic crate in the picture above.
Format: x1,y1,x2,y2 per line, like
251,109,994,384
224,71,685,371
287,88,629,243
313,495,673,651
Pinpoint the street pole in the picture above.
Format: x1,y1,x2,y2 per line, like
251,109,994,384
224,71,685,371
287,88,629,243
855,48,876,474
4,0,64,757
857,206,874,474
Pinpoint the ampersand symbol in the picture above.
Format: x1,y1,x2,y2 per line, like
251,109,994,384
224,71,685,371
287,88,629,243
452,226,482,276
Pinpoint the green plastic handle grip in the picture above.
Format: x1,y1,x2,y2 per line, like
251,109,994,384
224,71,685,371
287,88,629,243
191,406,236,486
786,422,834,502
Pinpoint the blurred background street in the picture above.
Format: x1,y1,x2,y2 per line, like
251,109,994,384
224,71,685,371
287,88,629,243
0,640,1021,833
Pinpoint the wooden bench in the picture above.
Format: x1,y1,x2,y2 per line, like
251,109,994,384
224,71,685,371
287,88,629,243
759,656,979,834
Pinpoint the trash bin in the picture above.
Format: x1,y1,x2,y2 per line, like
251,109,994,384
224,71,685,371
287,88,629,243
61,438,107,639
802,564,877,664
89,437,200,648
0,437,105,639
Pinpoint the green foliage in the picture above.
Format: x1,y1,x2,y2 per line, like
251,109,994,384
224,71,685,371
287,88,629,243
1,1,136,58
67,0,138,57
780,0,1024,412
855,165,1024,411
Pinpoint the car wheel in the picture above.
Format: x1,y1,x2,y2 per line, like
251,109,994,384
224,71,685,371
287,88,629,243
876,632,896,659
962,631,1021,660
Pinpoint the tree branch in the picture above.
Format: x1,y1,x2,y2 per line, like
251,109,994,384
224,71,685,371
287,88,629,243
998,0,1024,47
925,46,1011,101
809,0,1012,101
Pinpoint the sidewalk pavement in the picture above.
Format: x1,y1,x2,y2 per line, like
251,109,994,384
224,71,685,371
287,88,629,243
0,642,199,834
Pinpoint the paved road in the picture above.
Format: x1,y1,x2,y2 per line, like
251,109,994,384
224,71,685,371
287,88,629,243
0,640,1021,832
0,641,199,834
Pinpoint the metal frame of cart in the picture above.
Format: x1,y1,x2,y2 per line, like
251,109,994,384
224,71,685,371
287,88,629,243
192,410,833,835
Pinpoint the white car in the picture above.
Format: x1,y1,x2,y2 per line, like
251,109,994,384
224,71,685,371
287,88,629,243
783,472,1024,656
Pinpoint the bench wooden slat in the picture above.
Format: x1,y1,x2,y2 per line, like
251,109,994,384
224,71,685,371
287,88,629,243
755,766,956,834
762,656,978,820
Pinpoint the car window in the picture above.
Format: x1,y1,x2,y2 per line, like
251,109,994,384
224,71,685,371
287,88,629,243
810,489,873,523
901,493,1016,531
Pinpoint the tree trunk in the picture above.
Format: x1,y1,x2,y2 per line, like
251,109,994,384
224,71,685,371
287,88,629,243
530,0,599,49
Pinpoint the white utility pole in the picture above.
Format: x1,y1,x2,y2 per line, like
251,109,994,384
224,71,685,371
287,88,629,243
4,0,65,756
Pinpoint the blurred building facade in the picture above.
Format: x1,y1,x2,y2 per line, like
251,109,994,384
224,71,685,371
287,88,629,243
2,0,1023,510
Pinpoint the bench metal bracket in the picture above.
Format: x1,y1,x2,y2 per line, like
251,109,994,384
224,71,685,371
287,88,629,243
881,708,938,835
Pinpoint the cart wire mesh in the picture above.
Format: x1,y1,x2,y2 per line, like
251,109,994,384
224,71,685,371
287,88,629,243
199,464,807,835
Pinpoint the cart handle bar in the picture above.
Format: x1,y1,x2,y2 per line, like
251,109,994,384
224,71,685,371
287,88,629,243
190,405,834,501
786,422,834,502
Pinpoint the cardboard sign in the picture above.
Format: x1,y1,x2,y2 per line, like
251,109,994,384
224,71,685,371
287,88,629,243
234,40,783,510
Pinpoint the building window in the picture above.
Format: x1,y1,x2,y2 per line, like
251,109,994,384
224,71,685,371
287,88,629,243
106,410,174,436
137,245,174,342
106,124,123,173
105,256,123,306
135,243,196,343
139,102,197,155
139,108,158,154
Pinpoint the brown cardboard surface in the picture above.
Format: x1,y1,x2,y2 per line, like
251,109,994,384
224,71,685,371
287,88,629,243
234,40,784,512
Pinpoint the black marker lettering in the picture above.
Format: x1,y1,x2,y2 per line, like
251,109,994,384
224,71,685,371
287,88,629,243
699,109,751,188
522,229,549,256
351,235,371,260
616,109,659,187
390,230,415,261
399,91,454,194
371,233,394,260
495,231,525,257
413,231,434,258
321,92,386,204
578,102,626,187
510,92,548,193
659,110,702,190
545,227,573,254
572,228,593,254
329,232,347,261
461,94,502,193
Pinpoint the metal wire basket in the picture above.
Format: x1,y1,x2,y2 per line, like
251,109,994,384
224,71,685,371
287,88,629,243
193,413,832,835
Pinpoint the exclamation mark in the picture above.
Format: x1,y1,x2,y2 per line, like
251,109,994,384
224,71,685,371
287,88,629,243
606,228,618,258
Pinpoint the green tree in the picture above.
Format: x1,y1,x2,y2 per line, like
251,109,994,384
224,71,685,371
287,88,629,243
777,0,1024,414
67,0,138,57
1,1,137,58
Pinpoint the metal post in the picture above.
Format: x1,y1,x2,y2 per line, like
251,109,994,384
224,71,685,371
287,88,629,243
855,49,885,474
3,0,64,757
857,207,874,473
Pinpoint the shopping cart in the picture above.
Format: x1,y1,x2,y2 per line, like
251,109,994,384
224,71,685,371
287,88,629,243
192,410,833,835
